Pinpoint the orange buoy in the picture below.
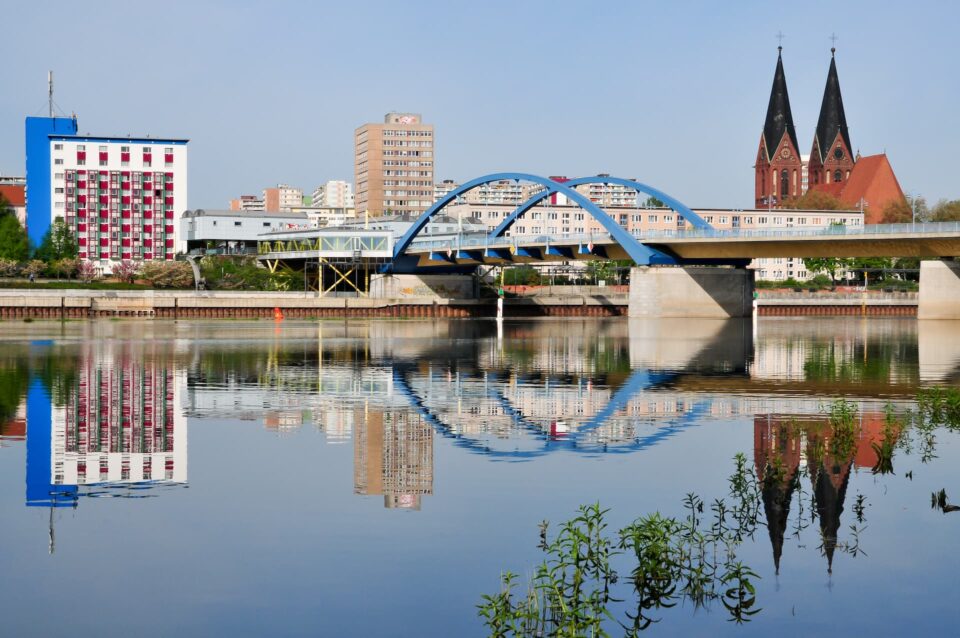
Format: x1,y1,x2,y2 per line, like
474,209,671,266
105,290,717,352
274,307,284,320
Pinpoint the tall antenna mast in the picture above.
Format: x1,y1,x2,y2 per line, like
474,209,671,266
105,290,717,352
48,71,53,118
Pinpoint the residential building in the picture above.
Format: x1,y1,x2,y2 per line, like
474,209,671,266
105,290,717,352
433,179,458,202
575,176,643,207
355,112,434,217
288,205,356,228
25,115,188,271
263,184,302,212
439,200,861,282
229,195,264,211
0,175,26,227
311,180,354,208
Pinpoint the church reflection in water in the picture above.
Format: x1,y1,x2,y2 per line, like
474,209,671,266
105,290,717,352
5,316,948,566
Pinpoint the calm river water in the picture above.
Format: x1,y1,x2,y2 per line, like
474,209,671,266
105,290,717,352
1,317,958,636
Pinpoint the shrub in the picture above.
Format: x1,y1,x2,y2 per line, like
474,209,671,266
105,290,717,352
77,261,98,283
22,260,46,279
111,259,141,284
50,258,79,280
141,261,195,288
809,274,832,288
0,258,19,277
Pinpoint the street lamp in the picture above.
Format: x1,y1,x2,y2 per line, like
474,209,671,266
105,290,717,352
906,192,918,225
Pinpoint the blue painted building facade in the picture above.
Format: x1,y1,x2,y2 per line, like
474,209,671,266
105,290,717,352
24,116,79,248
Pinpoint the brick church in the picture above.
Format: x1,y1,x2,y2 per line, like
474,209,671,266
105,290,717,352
755,47,905,224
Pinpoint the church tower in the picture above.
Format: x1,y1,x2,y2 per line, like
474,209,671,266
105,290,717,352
808,48,855,188
755,47,803,208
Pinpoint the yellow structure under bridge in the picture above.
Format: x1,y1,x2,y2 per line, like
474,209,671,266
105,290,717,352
258,228,394,297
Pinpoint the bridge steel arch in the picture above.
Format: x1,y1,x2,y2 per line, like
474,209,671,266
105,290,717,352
489,176,711,239
391,172,669,266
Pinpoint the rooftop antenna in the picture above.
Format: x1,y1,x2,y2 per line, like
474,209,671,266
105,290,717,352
48,70,53,118
776,31,785,52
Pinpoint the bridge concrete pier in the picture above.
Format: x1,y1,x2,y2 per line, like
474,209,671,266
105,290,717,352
918,260,960,319
628,266,754,318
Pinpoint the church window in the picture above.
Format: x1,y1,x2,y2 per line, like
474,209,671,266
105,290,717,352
834,169,842,183
780,170,789,199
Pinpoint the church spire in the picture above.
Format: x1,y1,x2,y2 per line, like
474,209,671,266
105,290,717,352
813,49,852,163
761,47,799,161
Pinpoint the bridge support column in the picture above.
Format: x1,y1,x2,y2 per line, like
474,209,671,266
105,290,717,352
369,273,477,299
918,260,960,319
628,266,754,318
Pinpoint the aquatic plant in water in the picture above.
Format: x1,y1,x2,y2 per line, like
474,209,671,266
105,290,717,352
477,454,763,636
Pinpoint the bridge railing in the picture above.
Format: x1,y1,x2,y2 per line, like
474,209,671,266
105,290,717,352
640,220,960,240
405,221,960,252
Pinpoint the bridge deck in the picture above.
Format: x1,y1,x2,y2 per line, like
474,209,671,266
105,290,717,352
257,222,960,268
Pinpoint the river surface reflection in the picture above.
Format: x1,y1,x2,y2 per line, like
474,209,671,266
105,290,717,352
0,317,958,636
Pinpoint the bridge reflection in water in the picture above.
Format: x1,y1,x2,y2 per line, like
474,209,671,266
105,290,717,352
6,317,960,568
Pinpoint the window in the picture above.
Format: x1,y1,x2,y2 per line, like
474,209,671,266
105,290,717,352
262,222,270,227
99,145,107,152
234,221,241,226
77,145,85,151
780,169,789,198
54,143,63,150
55,158,64,165
834,169,842,183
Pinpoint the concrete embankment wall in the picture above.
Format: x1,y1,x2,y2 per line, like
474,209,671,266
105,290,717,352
0,288,922,319
0,290,627,319
757,292,917,316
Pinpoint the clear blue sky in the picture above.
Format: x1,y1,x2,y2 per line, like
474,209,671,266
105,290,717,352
1,0,957,209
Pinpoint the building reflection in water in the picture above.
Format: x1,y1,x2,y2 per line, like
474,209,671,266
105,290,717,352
24,341,187,553
354,408,433,510
754,412,891,575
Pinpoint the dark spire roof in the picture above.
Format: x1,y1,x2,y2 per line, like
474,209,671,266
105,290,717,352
812,457,852,575
813,50,852,162
762,467,799,575
762,47,799,161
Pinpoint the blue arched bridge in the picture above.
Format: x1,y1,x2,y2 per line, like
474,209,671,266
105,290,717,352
256,172,960,316
259,172,960,273
259,172,724,276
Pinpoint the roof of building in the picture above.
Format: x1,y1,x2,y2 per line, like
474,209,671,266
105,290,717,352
0,184,26,207
809,154,904,223
808,155,904,222
813,51,852,161
48,134,189,144
762,49,799,160
182,209,309,219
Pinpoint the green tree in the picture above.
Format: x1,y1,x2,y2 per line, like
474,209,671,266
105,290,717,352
803,257,851,284
881,197,913,224
0,197,29,262
929,199,960,222
34,218,78,262
782,190,847,211
643,196,666,208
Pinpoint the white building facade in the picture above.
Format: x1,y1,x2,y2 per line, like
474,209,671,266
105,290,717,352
311,180,355,208
439,201,862,282
50,135,188,270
